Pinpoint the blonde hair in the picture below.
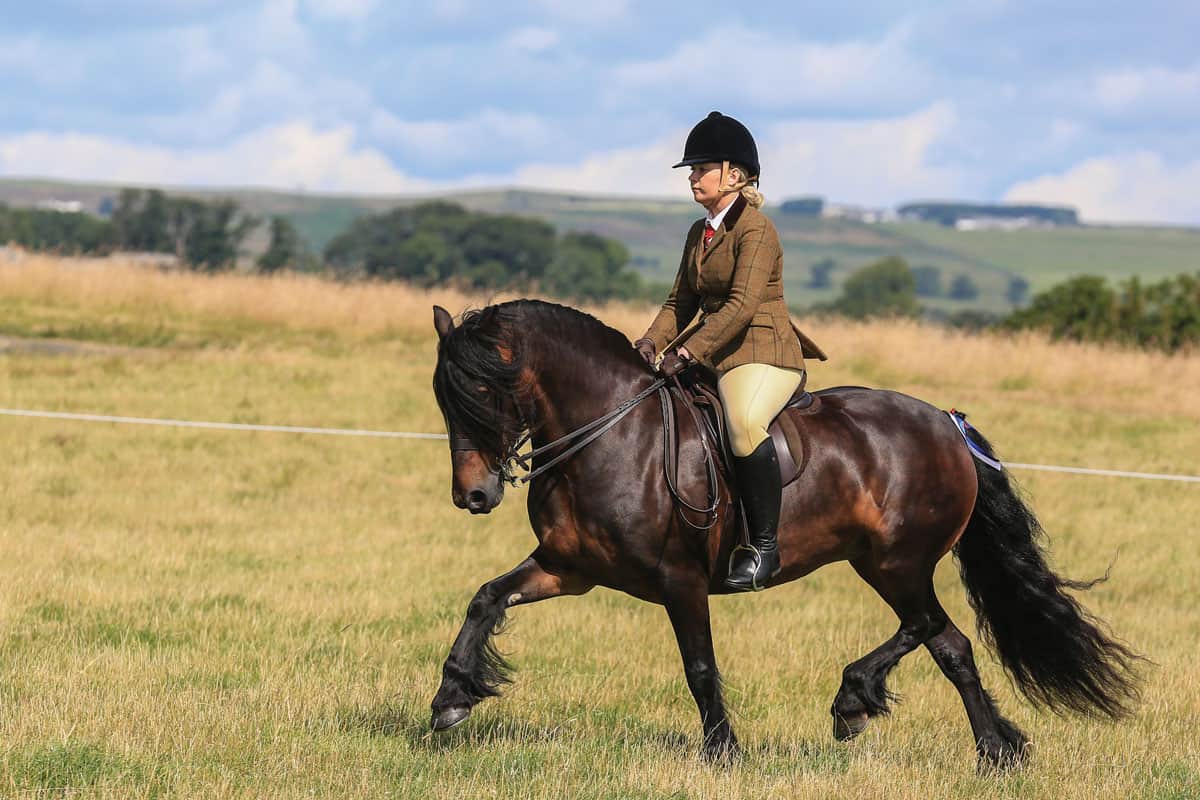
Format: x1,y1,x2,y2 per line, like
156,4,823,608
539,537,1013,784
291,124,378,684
718,161,765,208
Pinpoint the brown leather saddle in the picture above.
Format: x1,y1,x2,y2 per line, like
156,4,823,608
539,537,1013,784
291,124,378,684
671,365,820,487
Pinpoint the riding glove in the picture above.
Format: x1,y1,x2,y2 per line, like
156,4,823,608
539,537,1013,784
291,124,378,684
633,338,656,366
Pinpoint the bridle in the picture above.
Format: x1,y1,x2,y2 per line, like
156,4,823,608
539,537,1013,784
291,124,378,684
447,371,722,529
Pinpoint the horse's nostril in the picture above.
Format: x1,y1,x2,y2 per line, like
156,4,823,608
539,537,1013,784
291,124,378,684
467,490,488,510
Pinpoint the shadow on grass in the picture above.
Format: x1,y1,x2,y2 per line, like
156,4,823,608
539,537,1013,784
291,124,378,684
330,700,849,774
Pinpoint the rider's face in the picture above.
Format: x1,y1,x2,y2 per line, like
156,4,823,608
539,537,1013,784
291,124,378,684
688,162,723,207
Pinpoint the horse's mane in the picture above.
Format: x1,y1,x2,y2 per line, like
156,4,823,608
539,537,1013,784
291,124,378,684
432,299,638,457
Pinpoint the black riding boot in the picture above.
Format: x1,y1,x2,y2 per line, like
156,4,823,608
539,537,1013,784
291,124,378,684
724,436,782,592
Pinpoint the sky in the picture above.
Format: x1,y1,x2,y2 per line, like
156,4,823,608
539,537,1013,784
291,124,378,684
1,1,1198,224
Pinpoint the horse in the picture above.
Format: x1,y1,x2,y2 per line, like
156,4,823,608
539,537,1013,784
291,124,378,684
427,298,1142,769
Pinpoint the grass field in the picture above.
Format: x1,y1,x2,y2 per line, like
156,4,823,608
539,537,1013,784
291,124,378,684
1,256,1198,799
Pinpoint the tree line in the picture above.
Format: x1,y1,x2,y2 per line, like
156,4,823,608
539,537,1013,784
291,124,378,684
6,190,1197,351
1,190,650,302
811,256,1200,353
322,201,645,300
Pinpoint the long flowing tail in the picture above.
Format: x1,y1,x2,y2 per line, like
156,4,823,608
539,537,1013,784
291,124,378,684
952,419,1144,719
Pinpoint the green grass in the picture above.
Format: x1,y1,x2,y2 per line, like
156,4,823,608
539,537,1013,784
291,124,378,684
0,263,1197,798
883,222,1200,290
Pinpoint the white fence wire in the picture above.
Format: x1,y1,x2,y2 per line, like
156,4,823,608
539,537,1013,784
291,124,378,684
2,407,1197,483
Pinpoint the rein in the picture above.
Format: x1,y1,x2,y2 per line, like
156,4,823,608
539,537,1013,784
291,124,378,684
452,370,721,529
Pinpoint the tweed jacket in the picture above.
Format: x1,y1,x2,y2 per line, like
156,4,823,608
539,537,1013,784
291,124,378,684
642,195,825,375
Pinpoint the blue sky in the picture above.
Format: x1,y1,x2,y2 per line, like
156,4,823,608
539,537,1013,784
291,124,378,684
1,1,1197,223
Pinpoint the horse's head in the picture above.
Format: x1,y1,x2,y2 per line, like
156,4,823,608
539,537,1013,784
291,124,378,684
431,304,528,515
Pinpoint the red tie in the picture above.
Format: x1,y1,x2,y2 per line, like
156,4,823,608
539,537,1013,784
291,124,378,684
703,221,715,251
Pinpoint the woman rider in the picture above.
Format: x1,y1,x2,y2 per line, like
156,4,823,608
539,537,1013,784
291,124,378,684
633,111,824,593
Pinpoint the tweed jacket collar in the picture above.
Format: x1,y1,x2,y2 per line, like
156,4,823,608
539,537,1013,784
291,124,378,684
697,193,747,266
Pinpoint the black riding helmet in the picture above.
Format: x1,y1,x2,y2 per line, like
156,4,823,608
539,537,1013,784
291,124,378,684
672,111,760,180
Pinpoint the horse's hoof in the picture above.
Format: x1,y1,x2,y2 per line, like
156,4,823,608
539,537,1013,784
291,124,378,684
832,711,870,741
701,740,742,766
976,737,1029,772
431,705,471,732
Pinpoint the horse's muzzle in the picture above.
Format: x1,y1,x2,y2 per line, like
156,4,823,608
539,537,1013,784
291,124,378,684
453,484,503,514
466,489,492,514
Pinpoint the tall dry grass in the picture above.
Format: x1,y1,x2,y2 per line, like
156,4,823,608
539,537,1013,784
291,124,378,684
4,253,1198,419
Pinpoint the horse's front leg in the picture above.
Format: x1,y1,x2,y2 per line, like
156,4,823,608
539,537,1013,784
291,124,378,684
430,552,591,732
664,579,740,763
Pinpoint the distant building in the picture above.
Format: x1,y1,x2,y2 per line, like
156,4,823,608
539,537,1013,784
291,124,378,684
821,203,897,224
955,216,1049,231
36,199,84,213
898,202,1079,227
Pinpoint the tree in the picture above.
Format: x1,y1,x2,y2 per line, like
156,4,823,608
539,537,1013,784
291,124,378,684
184,200,256,271
132,189,172,252
807,258,835,289
544,231,637,301
949,274,979,301
1007,276,1030,307
1004,275,1116,342
912,265,942,298
258,216,302,273
0,204,111,254
779,196,824,216
320,201,629,297
827,257,918,319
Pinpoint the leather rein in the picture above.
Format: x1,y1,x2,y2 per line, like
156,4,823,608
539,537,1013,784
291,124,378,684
450,371,722,529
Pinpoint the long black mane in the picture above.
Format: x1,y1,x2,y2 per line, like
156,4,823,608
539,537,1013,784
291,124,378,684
432,299,640,458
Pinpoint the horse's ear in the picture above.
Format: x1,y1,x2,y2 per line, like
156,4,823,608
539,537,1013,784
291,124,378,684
433,305,454,339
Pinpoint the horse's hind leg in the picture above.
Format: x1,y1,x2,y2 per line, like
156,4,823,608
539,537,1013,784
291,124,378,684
924,619,1029,769
831,558,946,740
430,552,591,732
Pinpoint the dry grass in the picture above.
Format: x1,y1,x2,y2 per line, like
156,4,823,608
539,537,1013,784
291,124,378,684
0,255,1197,799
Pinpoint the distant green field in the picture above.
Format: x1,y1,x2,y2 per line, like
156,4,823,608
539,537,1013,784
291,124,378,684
3,178,1197,315
882,223,1200,291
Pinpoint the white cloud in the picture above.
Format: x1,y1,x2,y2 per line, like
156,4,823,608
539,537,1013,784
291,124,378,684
763,103,967,206
489,134,685,196
612,23,926,111
1090,63,1200,114
458,103,969,207
504,26,559,54
141,60,371,144
0,123,432,194
1004,151,1200,225
368,108,554,163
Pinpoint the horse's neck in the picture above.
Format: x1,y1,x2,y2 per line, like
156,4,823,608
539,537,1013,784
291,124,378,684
525,335,649,446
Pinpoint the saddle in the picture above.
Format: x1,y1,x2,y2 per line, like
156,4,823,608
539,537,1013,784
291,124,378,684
670,365,820,488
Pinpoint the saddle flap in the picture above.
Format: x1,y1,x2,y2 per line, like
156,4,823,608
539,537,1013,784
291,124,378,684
675,370,814,490
768,407,807,487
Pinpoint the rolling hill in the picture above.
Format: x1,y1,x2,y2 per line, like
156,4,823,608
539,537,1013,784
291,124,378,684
2,177,1197,314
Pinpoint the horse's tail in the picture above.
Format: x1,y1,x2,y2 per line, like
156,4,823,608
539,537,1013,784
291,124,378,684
952,419,1143,719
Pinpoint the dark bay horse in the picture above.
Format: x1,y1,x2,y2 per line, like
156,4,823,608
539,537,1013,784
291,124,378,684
428,299,1141,768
